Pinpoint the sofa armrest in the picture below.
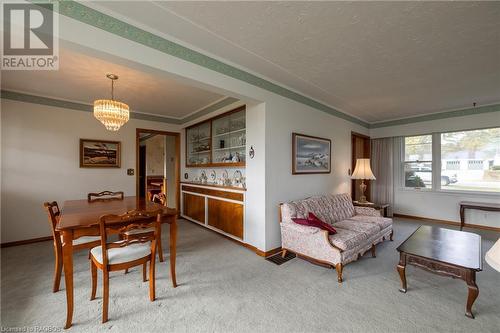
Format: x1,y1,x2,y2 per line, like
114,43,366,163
354,206,381,217
280,222,343,265
281,222,321,234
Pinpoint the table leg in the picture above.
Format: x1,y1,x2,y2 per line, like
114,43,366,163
61,230,74,329
169,216,177,288
459,205,465,231
397,253,407,293
465,270,479,319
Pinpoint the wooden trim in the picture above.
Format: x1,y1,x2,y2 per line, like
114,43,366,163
182,185,243,201
79,139,121,168
181,218,280,257
181,181,246,192
292,132,332,175
1,236,52,248
394,213,500,232
136,129,181,211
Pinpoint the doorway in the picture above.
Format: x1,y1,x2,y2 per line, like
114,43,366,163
351,132,371,202
136,129,180,210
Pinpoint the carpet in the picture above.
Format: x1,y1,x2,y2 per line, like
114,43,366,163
1,218,499,332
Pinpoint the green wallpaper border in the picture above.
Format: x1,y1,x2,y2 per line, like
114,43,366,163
21,1,500,129
46,0,370,128
1,90,238,125
370,104,500,129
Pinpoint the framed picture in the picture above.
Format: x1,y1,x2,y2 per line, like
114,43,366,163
80,139,121,168
292,133,331,174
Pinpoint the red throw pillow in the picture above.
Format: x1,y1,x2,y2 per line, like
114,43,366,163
308,212,337,235
291,213,336,235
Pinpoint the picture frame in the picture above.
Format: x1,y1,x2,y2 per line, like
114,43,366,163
79,139,121,168
292,133,331,174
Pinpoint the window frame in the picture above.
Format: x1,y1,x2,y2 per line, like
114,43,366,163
399,127,500,196
401,134,434,191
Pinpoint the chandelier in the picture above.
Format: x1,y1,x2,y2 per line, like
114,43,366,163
93,74,130,131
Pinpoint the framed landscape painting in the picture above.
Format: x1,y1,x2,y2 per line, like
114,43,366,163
80,139,121,168
292,133,331,174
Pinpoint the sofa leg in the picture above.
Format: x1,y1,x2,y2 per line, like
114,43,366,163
335,263,343,283
371,244,376,258
390,230,394,241
281,249,287,258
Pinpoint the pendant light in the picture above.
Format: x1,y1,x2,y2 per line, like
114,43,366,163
93,74,129,131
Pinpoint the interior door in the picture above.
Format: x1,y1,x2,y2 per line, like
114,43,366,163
351,132,371,202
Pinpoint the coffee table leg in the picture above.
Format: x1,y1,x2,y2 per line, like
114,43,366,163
465,270,479,319
397,253,407,293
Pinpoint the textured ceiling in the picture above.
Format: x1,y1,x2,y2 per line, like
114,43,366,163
1,47,225,119
90,1,500,122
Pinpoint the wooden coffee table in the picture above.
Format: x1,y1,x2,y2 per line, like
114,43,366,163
396,225,482,318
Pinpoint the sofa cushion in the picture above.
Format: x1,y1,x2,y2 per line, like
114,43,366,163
328,228,368,251
281,193,355,225
348,215,393,231
332,220,380,236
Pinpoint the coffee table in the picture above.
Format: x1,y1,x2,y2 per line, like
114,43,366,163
396,225,482,318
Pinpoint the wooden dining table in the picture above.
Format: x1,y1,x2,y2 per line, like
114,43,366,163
57,196,178,329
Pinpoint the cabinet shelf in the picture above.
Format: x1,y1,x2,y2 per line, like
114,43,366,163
213,145,245,152
185,106,246,168
213,128,246,138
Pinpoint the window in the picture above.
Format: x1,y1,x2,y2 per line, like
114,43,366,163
403,135,432,188
441,128,500,192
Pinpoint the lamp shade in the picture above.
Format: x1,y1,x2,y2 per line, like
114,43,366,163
351,158,376,180
485,238,500,272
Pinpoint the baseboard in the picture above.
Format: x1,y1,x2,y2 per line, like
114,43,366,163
1,236,52,248
180,218,281,257
394,213,500,232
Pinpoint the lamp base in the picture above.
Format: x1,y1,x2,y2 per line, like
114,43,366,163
358,195,368,204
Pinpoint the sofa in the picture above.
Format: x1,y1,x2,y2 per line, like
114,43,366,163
279,193,393,282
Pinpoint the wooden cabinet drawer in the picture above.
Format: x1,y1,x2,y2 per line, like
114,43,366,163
207,198,243,239
183,193,205,223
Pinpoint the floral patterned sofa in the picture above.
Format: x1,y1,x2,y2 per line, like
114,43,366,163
279,193,393,282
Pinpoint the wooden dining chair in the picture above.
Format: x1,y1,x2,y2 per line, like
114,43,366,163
151,192,167,206
90,209,162,323
87,191,124,202
43,201,101,293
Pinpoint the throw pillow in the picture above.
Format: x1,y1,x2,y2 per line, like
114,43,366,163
308,212,337,235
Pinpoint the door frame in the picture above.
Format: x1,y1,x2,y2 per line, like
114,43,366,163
351,131,371,201
136,128,181,211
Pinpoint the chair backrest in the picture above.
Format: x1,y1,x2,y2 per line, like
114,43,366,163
88,191,124,202
98,209,163,266
43,201,61,241
152,193,167,206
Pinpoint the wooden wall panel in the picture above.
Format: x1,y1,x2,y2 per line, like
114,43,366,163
207,198,243,239
183,193,205,223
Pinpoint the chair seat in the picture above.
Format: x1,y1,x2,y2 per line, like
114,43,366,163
61,235,101,246
122,227,155,236
91,242,151,265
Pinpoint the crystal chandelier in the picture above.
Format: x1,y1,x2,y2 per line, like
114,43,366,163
93,74,129,131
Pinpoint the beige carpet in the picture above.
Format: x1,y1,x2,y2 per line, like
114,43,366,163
1,218,499,332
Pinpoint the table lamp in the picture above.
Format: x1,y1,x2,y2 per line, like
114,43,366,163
351,158,376,203
485,238,500,272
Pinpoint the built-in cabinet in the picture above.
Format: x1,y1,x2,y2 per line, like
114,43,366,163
186,106,246,167
181,183,245,240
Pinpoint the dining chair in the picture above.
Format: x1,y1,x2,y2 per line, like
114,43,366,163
151,192,167,206
87,191,124,202
43,201,101,293
90,209,162,323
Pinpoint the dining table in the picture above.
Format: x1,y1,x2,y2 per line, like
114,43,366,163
56,196,178,329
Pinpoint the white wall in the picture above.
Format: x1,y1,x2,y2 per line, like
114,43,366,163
371,112,500,227
165,135,177,208
265,97,368,250
0,99,180,243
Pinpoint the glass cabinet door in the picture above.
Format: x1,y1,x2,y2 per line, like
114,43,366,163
212,109,246,164
186,121,211,166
